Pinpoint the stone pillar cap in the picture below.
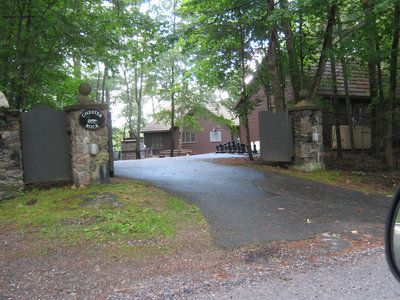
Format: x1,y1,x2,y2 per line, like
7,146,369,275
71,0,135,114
77,83,95,104
288,89,320,111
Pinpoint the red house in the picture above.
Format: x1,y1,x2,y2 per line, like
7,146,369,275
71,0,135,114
142,107,238,156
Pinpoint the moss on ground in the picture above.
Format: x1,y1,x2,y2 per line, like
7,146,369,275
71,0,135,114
0,178,207,258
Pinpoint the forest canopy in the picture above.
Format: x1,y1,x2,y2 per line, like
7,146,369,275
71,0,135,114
1,0,400,165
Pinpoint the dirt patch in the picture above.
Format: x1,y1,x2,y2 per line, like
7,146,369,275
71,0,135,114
78,192,123,209
0,221,384,299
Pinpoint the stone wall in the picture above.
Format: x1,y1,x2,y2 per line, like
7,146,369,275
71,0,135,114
289,107,324,172
0,110,23,200
0,84,112,196
120,138,146,160
64,104,110,187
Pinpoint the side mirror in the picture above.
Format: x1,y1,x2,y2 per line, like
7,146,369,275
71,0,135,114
385,184,400,282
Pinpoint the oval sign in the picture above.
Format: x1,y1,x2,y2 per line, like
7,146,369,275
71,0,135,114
79,109,105,130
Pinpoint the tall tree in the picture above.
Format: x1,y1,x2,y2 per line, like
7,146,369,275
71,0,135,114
309,4,337,102
117,2,160,158
0,0,139,109
239,18,254,160
363,1,380,156
386,2,400,168
330,56,343,159
280,0,301,103
267,0,285,112
336,10,355,153
179,0,260,159
170,0,178,157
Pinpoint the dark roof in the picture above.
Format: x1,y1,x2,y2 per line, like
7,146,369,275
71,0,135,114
311,62,370,98
235,61,374,109
141,120,170,133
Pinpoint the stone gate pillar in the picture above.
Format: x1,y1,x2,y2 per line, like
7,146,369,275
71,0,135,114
288,90,324,172
0,92,23,199
64,83,110,186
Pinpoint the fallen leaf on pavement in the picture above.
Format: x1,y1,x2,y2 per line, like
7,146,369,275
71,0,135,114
279,276,292,281
214,273,231,281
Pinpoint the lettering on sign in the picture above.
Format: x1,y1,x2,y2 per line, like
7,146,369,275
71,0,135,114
79,109,105,130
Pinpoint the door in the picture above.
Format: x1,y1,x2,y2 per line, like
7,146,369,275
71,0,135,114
21,105,71,184
259,111,293,162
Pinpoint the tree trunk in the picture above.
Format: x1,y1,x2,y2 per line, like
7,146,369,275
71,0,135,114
337,12,355,153
12,0,32,109
123,66,134,138
330,57,342,159
310,5,337,102
101,65,107,104
299,12,305,89
377,58,385,157
267,0,285,112
96,61,101,103
239,20,254,161
281,0,301,103
368,61,379,156
170,64,176,157
106,88,110,104
364,2,379,156
170,0,178,157
73,56,82,79
177,115,184,156
135,66,144,159
385,3,400,168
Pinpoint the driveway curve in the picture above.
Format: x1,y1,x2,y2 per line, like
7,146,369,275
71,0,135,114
115,154,391,248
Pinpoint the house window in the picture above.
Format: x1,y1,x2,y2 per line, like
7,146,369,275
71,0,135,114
183,132,196,143
210,130,222,142
151,134,163,150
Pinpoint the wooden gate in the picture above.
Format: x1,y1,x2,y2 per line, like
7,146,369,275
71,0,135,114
258,111,293,162
21,105,71,184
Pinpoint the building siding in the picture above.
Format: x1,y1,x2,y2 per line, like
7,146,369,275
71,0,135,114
239,93,272,143
143,118,233,155
182,119,232,154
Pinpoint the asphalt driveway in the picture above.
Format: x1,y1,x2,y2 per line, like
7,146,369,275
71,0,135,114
115,153,391,248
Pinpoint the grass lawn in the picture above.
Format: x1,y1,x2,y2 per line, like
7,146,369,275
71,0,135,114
0,177,210,259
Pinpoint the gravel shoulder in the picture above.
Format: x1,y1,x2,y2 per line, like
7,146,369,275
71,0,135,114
0,223,388,299
195,247,400,300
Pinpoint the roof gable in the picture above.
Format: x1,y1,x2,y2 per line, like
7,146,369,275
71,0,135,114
309,61,370,98
141,120,170,133
235,61,375,110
